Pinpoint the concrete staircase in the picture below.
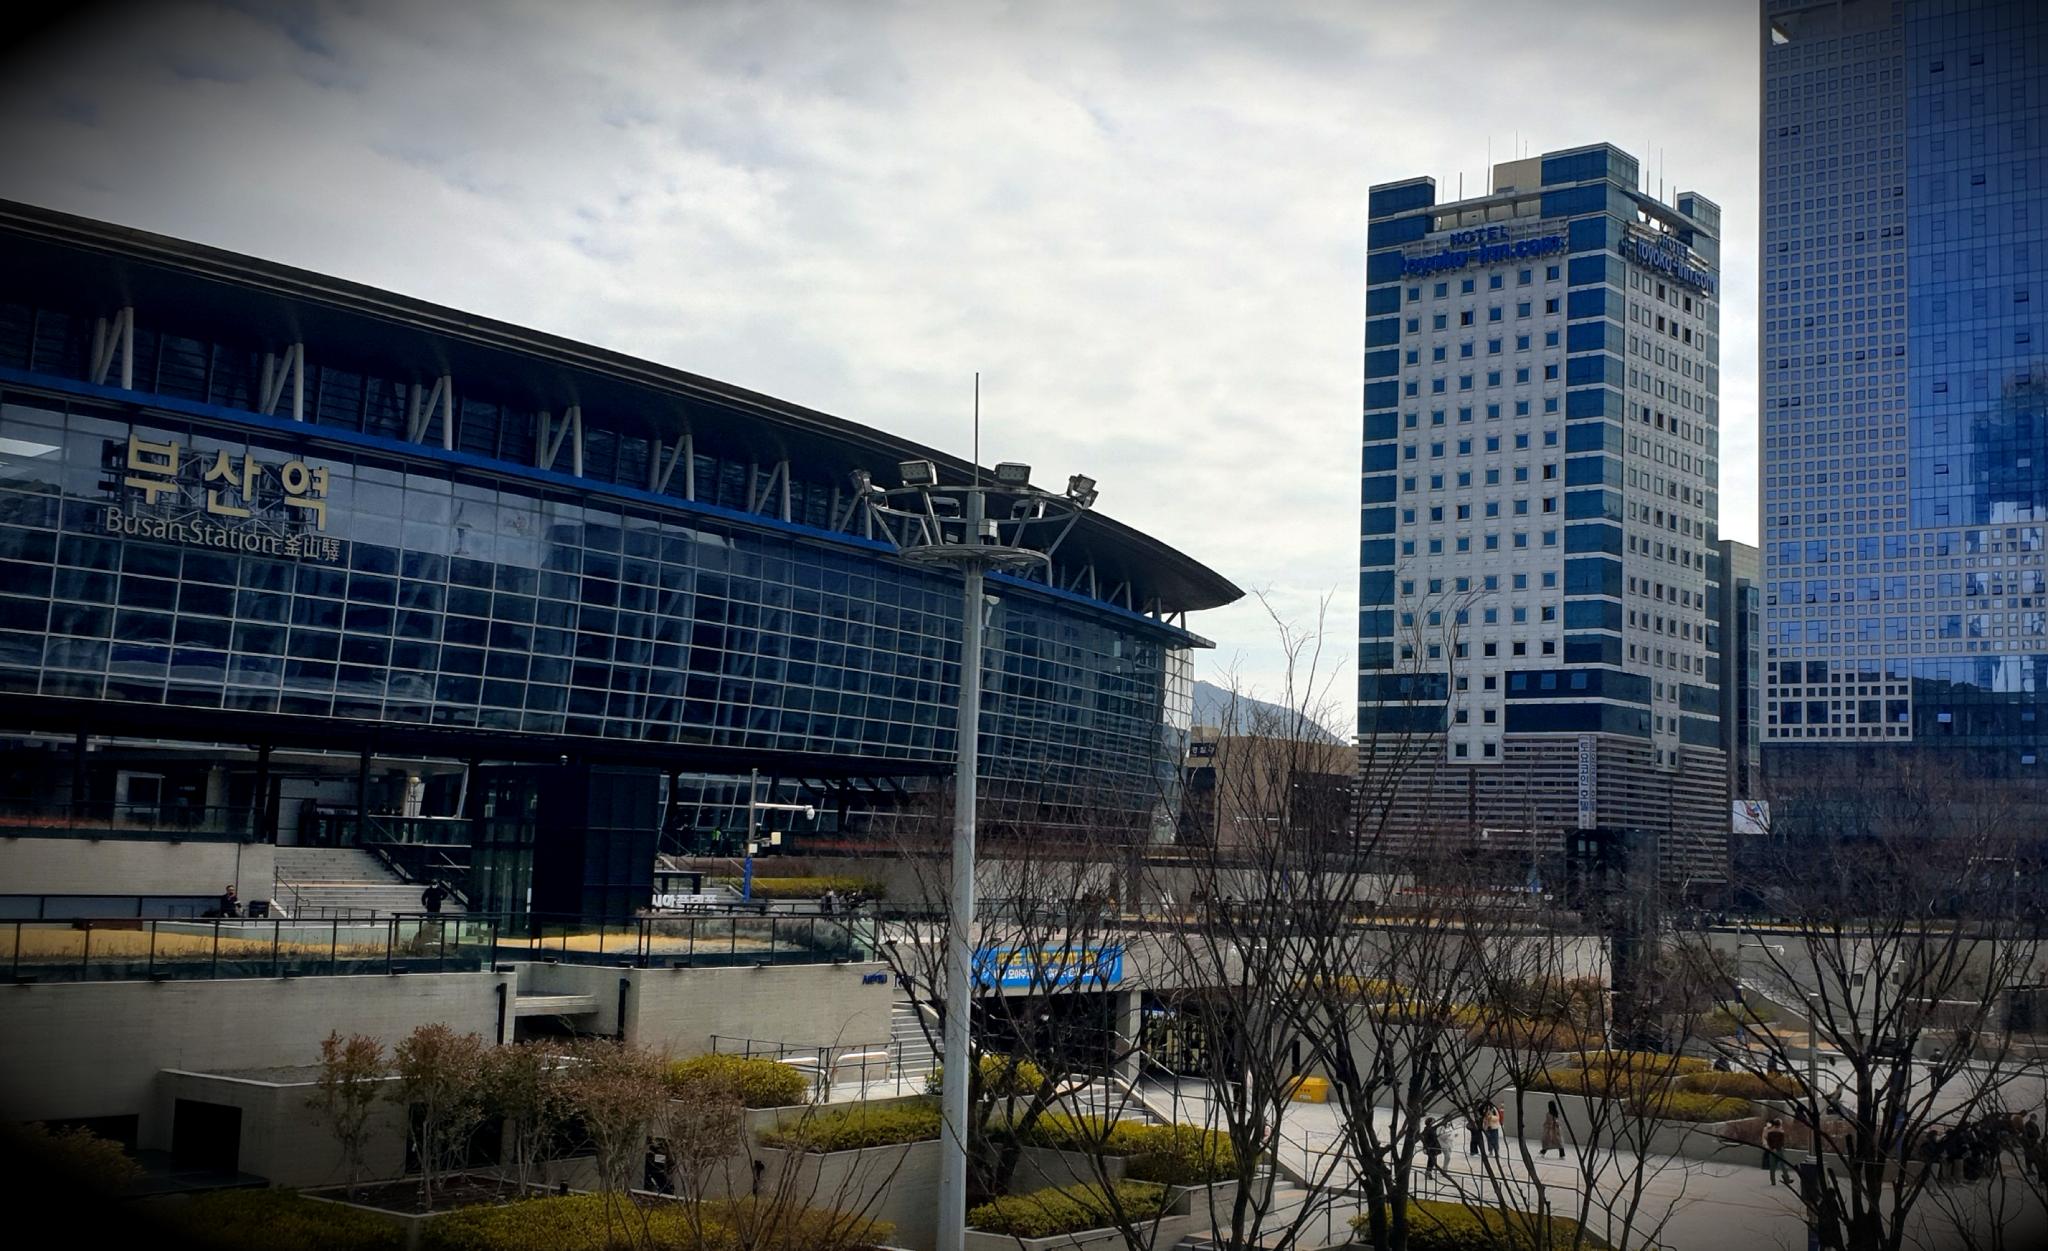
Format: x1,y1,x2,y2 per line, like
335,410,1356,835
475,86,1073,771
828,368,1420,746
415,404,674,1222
890,1000,938,1084
272,846,464,919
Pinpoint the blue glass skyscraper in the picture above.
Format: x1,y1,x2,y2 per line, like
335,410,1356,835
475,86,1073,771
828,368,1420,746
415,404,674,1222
1761,0,2048,807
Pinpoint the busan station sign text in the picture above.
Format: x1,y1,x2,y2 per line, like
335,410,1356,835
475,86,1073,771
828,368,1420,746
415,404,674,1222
103,433,344,562
1402,226,1566,278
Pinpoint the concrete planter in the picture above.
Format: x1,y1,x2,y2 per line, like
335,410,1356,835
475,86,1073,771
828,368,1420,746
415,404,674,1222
963,1210,1210,1251
751,1138,943,1251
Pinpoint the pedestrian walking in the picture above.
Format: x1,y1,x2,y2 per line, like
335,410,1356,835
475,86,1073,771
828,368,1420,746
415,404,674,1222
420,881,447,915
1541,1100,1566,1158
1762,1116,1791,1184
1466,1106,1484,1156
1420,1117,1442,1176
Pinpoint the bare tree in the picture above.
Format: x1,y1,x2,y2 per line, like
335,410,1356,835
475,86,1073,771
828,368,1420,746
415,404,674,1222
390,1023,488,1210
309,1031,386,1198
1677,756,2048,1251
563,1037,673,1242
479,1041,573,1195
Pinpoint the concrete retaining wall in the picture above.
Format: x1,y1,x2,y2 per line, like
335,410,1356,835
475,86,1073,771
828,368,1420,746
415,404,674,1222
520,960,895,1056
0,837,273,902
0,969,509,1140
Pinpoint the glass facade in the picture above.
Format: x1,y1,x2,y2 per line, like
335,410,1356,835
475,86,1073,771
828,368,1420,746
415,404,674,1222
1761,0,2048,765
0,255,1211,845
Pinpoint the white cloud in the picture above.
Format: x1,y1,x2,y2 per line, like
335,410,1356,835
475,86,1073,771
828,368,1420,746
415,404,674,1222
0,0,1761,712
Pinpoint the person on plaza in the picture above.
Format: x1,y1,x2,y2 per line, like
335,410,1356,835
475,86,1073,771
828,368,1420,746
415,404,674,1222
218,883,239,917
1762,1116,1791,1184
1540,1100,1566,1158
1420,1117,1442,1176
1484,1101,1504,1158
1917,1127,1946,1187
1941,1121,1968,1183
1466,1106,1484,1156
820,888,837,916
2021,1114,2044,1181
420,881,447,915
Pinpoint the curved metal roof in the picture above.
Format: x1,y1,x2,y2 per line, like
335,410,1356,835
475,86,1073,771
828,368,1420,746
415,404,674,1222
0,198,1242,615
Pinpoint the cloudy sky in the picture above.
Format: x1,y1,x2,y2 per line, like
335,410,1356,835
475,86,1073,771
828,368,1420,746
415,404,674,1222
0,0,1760,711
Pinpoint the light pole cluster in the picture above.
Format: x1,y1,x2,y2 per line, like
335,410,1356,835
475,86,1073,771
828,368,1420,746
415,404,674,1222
857,456,1096,1251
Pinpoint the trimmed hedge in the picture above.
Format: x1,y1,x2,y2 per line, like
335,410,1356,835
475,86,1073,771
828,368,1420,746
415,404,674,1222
1699,997,1782,1037
926,1055,1048,1098
717,876,884,901
967,1181,1166,1238
1467,1017,1603,1053
422,1193,890,1251
1630,1090,1754,1123
1526,1068,1642,1100
1561,1049,1711,1076
670,1053,811,1109
1354,1199,1610,1250
762,1100,942,1152
1683,1070,1803,1100
1003,1116,1236,1184
146,1189,404,1251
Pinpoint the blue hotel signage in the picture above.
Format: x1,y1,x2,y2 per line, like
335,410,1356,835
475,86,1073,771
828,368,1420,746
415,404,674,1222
1402,227,1566,277
1623,234,1715,294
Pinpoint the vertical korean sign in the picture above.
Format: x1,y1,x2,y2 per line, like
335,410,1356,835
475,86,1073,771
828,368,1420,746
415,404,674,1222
103,432,345,562
1575,734,1597,831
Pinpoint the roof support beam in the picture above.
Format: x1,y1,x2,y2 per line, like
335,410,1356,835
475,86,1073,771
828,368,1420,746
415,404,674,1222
649,430,692,496
257,344,305,420
406,375,453,448
89,307,133,389
536,405,583,475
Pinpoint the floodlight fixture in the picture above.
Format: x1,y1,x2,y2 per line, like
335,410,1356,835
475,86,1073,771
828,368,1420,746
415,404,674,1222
898,459,939,487
1066,474,1099,508
993,461,1032,487
848,468,873,493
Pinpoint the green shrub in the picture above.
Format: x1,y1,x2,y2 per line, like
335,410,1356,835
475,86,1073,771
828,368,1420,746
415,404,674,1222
1683,1070,1802,1100
2,1121,141,1193
716,876,884,901
1466,1017,1603,1053
926,1054,1048,1098
1699,999,1781,1037
1631,1090,1753,1123
422,1192,890,1251
1525,1067,1643,1100
1353,1199,1610,1250
669,1053,810,1109
762,1100,943,1152
146,1189,405,1251
967,1181,1166,1238
1121,1124,1238,1185
1001,1116,1235,1183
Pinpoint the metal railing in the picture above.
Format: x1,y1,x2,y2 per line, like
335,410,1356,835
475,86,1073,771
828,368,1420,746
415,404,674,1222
2,909,883,985
504,912,879,968
0,801,263,842
709,1032,909,1098
3,914,501,983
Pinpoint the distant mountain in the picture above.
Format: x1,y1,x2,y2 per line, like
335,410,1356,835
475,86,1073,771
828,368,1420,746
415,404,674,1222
1191,679,1343,743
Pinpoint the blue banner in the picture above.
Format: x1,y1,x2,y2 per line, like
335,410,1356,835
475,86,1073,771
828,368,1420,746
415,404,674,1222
972,945,1125,990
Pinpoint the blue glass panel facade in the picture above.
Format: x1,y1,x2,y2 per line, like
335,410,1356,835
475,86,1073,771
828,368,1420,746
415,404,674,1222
1761,0,2048,768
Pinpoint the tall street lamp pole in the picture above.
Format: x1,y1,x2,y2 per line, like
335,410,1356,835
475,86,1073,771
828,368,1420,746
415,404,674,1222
857,453,1096,1251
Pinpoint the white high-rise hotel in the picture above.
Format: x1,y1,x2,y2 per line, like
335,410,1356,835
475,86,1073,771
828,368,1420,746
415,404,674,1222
1360,144,1727,881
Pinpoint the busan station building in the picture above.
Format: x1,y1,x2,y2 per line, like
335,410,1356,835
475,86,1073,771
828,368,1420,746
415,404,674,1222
0,200,1236,921
1360,144,1728,886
